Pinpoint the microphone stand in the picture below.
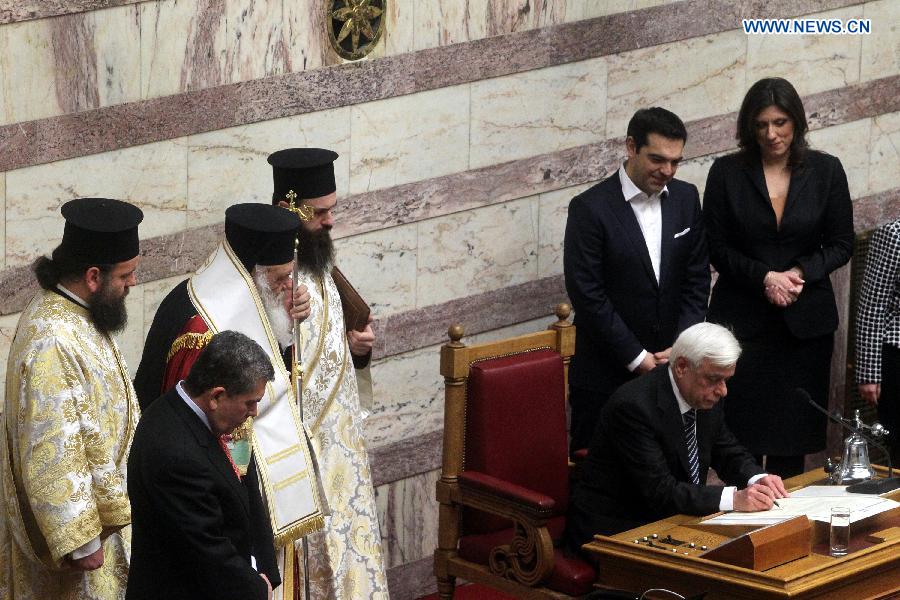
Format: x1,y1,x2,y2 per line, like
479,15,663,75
797,388,900,494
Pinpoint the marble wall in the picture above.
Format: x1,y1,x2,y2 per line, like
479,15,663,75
1,1,899,597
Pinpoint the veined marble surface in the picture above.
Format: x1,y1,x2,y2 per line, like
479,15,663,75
604,29,746,139
868,111,900,196
0,173,5,270
349,85,470,195
374,469,441,569
336,223,418,318
808,118,873,200
140,0,227,99
537,184,592,279
186,107,351,227
861,0,899,83
416,197,539,307
0,4,140,126
115,283,145,376
746,6,863,97
4,138,189,267
469,57,606,169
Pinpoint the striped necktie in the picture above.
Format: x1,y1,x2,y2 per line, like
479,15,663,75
683,409,700,485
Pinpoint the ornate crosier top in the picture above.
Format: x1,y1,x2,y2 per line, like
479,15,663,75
332,0,383,54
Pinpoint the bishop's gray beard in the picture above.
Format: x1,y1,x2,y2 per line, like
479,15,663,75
296,225,334,278
253,269,294,350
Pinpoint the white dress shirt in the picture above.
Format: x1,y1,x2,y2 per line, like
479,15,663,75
620,164,667,371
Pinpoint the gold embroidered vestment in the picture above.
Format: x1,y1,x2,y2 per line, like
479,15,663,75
0,291,136,599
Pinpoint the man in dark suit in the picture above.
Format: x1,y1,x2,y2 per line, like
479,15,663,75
127,331,281,600
564,107,711,453
565,323,788,550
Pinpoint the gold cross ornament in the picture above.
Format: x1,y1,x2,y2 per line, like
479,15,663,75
286,190,314,222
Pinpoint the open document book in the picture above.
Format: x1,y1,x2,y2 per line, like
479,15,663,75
702,487,900,526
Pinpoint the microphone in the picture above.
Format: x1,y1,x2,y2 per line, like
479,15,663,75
796,388,900,494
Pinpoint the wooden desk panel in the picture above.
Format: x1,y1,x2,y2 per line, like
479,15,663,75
584,468,900,600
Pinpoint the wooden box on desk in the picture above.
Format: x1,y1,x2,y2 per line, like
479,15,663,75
699,516,811,570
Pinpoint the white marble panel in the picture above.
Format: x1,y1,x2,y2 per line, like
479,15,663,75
374,469,441,568
538,183,592,279
186,107,350,226
416,197,539,307
861,0,899,82
0,312,22,412
114,284,145,378
469,58,607,169
370,344,443,416
808,119,872,200
0,6,140,126
746,6,863,97
4,139,188,267
140,0,227,99
335,223,417,317
867,111,900,196
89,5,142,110
605,30,746,138
0,21,60,125
223,0,333,84
412,0,488,51
0,173,5,270
381,0,415,56
349,85,470,195
484,0,566,36
676,152,727,202
563,0,632,20
141,275,189,344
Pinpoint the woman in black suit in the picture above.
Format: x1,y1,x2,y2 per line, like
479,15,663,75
703,77,854,477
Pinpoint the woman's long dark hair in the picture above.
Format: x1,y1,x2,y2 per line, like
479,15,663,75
736,77,809,168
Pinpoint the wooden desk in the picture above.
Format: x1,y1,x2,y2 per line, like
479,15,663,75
584,468,900,599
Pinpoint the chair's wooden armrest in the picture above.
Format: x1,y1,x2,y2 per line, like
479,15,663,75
458,470,555,521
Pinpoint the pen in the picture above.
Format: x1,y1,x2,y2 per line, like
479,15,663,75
773,500,782,508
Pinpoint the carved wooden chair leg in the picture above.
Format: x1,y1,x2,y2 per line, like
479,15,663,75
436,574,456,599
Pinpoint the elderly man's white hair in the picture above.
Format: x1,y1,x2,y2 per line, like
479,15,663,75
670,322,742,368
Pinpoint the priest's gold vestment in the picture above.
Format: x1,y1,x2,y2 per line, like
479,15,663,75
0,291,137,599
292,271,388,599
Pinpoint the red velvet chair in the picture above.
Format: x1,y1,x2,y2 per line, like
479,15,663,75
434,304,596,598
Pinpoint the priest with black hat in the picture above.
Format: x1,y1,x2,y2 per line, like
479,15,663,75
268,148,388,599
0,198,142,600
132,203,332,598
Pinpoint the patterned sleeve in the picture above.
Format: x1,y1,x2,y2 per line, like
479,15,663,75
855,222,900,383
16,340,106,562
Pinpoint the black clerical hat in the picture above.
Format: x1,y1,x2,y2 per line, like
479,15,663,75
58,198,143,265
225,203,300,272
268,148,339,203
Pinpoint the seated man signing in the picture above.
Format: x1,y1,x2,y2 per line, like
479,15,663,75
565,322,788,551
126,331,279,600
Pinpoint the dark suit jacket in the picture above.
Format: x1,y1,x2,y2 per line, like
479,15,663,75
703,150,854,340
564,171,710,394
126,388,280,600
565,365,764,548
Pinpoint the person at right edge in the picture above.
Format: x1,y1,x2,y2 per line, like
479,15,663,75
855,218,900,465
703,77,854,478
